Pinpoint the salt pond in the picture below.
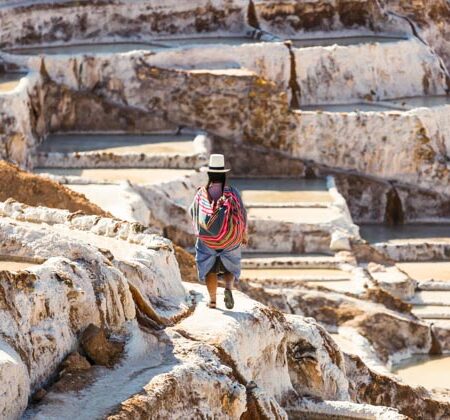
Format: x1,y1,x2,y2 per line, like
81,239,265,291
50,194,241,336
291,34,407,48
392,355,450,390
0,259,38,271
360,224,450,244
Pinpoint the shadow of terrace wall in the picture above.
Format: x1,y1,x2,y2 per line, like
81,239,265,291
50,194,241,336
41,79,175,134
211,134,307,177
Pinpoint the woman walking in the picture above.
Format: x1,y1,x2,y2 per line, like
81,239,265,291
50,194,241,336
190,154,248,309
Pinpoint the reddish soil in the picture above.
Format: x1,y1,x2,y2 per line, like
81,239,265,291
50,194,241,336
0,160,110,216
174,245,197,283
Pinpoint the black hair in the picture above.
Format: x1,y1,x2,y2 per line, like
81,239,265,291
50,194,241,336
206,172,226,193
208,172,226,183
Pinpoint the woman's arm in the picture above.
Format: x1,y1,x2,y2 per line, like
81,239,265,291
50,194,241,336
232,187,248,245
233,187,247,224
189,189,200,221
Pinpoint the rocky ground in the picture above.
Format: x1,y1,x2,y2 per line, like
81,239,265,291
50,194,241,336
0,0,449,419
0,199,423,420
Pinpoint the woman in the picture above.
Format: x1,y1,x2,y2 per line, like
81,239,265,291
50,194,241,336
190,154,248,309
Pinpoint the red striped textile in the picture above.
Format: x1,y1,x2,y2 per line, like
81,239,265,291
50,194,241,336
190,186,246,250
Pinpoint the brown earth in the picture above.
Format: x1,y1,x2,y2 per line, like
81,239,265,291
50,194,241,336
0,160,110,216
351,241,395,265
363,287,412,314
60,352,91,373
80,324,124,367
173,245,197,283
50,352,95,394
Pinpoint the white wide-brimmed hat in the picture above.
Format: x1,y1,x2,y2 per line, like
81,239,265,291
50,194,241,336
202,154,231,173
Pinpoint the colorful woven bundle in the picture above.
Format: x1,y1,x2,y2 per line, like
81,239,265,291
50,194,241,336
190,186,247,250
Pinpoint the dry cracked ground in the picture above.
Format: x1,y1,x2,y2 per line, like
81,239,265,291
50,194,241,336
0,0,450,419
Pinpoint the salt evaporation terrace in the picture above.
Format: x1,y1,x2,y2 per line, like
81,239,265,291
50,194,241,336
5,36,266,56
0,0,450,418
393,355,450,391
290,33,408,48
0,72,26,92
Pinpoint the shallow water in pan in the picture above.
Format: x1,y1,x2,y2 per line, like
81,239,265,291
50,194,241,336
359,224,450,244
0,72,26,92
392,355,450,390
291,34,407,48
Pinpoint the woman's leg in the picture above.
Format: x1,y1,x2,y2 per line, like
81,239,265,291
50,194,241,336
224,272,234,290
223,272,235,309
205,272,218,307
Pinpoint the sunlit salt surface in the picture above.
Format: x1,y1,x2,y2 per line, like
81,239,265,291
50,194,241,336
397,262,450,282
241,268,349,280
410,290,450,319
392,355,450,390
360,224,450,244
0,72,26,92
232,178,331,204
248,206,341,223
241,253,334,264
23,326,176,420
241,267,352,292
0,259,38,271
34,168,194,184
37,133,196,154
411,305,450,319
411,290,450,305
291,34,408,48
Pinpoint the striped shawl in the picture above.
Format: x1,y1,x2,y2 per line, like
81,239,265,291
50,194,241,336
190,185,247,250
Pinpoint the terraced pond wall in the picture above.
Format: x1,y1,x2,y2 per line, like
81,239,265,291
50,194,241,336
1,50,449,222
0,0,449,223
214,135,450,223
0,0,251,48
253,0,450,74
290,108,450,196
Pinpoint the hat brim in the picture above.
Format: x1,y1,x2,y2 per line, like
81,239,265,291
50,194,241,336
200,166,231,173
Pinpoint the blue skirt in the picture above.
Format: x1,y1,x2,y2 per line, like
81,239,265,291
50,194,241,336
195,239,242,283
